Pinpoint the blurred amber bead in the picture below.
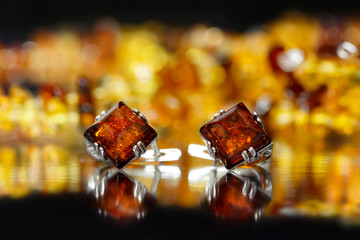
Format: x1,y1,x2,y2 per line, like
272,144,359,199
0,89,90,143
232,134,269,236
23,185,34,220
0,95,14,131
44,98,67,114
318,20,345,58
159,57,200,91
77,77,95,127
39,83,66,105
80,112,95,128
9,85,33,104
0,13,359,140
270,12,320,50
269,46,285,72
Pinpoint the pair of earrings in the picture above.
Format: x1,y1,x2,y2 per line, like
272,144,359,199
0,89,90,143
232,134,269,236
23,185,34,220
84,101,273,169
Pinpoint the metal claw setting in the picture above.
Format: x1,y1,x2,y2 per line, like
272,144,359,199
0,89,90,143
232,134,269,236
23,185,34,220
188,141,272,167
205,140,217,160
253,111,264,129
241,146,257,163
257,142,273,159
133,141,147,159
133,108,148,122
213,109,225,119
95,110,107,122
241,143,272,164
86,140,112,164
86,138,182,167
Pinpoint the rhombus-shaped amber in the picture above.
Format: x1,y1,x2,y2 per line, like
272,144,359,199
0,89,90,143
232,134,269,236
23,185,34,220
200,103,271,169
84,102,157,168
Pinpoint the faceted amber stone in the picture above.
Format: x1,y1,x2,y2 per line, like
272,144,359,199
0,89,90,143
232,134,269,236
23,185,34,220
84,102,158,168
97,171,156,220
202,172,271,220
200,103,272,169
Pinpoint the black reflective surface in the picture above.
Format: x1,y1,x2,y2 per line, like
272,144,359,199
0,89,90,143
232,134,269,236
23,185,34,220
1,194,360,239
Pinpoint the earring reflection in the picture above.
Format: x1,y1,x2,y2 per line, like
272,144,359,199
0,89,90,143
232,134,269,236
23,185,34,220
201,164,272,221
87,165,159,221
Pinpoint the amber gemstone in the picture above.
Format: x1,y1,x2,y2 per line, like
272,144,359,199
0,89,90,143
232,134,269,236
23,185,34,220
200,103,271,169
202,172,271,220
84,102,158,168
96,171,156,220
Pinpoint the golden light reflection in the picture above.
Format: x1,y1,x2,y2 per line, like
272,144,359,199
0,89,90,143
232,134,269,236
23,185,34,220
267,138,360,223
0,136,359,223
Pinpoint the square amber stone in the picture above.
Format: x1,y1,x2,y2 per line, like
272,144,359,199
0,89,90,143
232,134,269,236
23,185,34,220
84,102,157,168
200,103,272,169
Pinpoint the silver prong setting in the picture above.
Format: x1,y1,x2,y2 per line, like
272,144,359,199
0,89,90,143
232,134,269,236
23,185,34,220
196,140,272,167
253,111,264,129
95,110,107,122
249,147,257,159
133,108,148,122
263,148,272,158
133,141,147,159
213,109,225,119
94,142,99,152
86,140,112,164
133,108,139,113
242,151,250,163
133,145,140,159
137,141,146,153
241,144,271,165
99,146,105,159
257,142,273,160
205,140,217,160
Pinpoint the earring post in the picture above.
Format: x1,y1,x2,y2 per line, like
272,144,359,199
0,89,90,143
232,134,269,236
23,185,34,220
151,140,162,158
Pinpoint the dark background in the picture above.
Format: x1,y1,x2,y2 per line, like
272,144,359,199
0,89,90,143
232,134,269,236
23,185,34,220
1,0,360,42
1,194,360,240
2,0,360,239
